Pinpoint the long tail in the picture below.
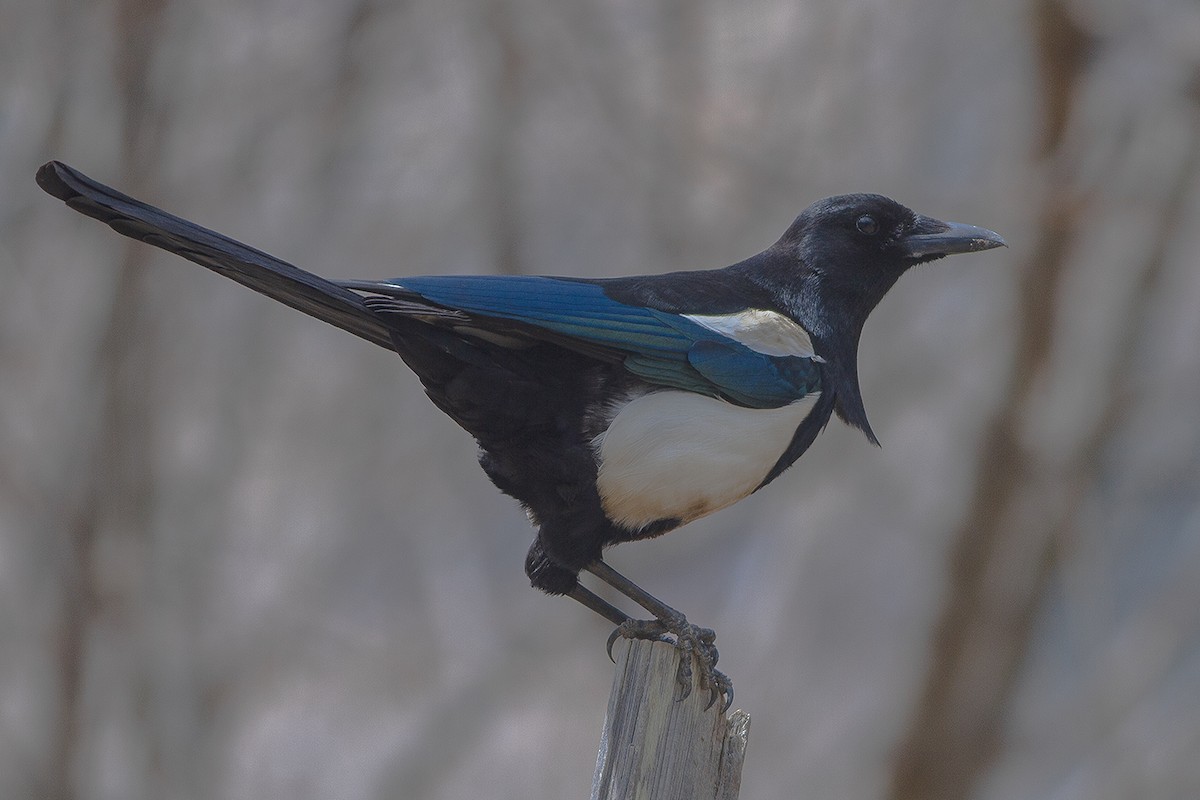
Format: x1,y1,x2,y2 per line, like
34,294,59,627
35,161,395,350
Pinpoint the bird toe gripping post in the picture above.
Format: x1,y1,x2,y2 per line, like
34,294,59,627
586,560,733,712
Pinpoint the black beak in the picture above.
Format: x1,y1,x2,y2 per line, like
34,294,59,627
900,216,1007,260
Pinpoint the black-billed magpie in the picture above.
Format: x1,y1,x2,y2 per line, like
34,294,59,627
37,161,1005,708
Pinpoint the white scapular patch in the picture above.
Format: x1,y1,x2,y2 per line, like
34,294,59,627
593,390,820,529
683,310,823,360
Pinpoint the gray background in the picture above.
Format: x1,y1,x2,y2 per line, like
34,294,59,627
3,0,1200,798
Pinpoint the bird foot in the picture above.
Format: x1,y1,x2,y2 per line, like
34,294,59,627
606,616,733,712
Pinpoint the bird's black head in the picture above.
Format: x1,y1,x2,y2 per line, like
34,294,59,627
776,193,1006,309
759,193,1005,444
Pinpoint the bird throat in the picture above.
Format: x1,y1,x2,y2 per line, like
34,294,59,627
817,320,877,446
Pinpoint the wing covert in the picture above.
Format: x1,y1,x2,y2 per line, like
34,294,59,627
349,275,821,408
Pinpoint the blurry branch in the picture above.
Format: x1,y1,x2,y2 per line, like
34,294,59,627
648,0,708,269
50,2,167,799
315,0,374,192
888,4,1200,800
477,0,525,275
1030,0,1094,158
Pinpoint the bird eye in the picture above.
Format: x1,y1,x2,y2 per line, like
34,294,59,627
856,215,879,236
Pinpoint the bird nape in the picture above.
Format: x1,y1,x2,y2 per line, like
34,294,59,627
36,160,1006,710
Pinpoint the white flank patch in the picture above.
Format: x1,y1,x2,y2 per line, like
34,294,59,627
683,309,823,360
593,390,820,529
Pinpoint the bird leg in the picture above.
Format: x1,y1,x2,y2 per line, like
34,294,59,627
565,584,630,627
582,559,732,711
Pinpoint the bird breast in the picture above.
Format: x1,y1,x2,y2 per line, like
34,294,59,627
591,389,820,530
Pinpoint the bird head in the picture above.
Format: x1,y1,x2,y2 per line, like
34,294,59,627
778,193,1006,311
761,193,1006,444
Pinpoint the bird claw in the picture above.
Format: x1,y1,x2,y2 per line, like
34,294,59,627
607,619,672,662
607,616,733,712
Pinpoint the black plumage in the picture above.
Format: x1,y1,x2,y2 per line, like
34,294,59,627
36,161,1005,706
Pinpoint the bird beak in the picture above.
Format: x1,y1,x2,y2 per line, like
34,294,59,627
900,217,1007,259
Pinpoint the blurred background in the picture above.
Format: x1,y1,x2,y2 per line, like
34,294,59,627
3,0,1200,798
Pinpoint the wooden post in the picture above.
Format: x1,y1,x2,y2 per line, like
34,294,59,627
591,638,750,800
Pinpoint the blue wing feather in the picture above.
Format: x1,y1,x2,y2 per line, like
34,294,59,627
379,275,820,408
687,340,819,407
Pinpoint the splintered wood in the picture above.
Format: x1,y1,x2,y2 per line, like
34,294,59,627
592,639,750,800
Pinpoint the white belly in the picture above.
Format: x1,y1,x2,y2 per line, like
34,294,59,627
592,390,819,529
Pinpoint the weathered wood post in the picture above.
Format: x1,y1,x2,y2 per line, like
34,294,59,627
591,638,750,800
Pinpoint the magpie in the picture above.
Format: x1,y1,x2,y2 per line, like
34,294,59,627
36,160,1005,708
